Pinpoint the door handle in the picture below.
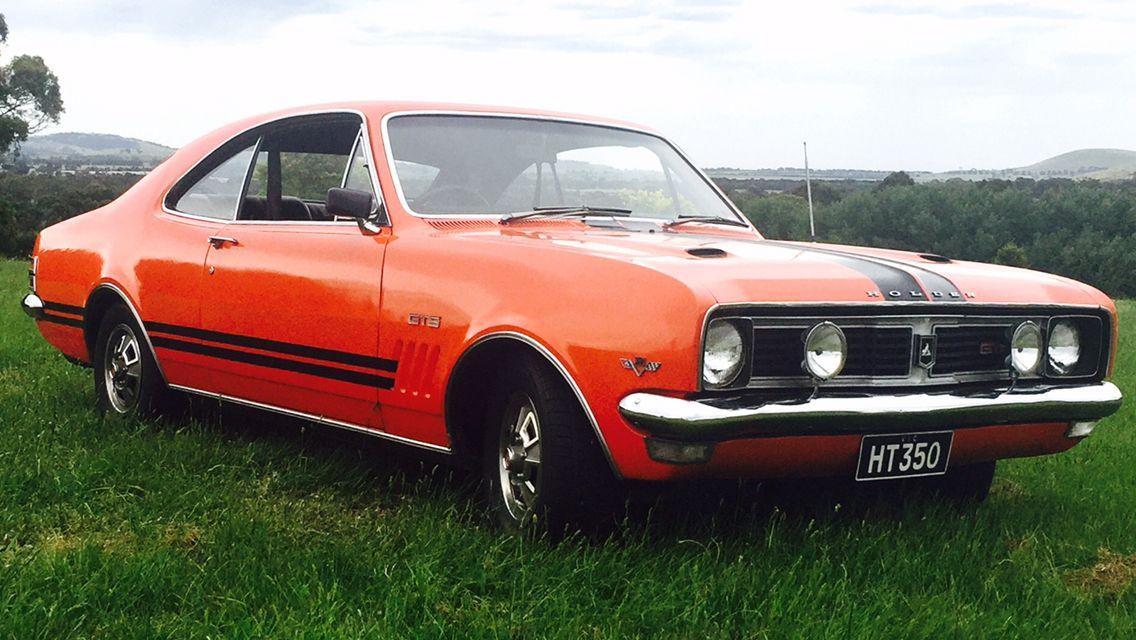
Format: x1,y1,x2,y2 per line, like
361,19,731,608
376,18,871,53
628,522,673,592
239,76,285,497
208,236,239,248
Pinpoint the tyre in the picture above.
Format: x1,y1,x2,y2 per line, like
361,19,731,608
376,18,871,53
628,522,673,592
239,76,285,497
925,461,996,503
482,353,620,535
93,304,170,419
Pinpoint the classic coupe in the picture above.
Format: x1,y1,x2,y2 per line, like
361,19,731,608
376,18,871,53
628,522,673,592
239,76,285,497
21,102,1123,530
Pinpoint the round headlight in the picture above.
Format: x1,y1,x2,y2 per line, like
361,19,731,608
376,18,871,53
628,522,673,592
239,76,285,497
1048,320,1082,375
703,319,745,388
803,322,847,381
1010,321,1042,375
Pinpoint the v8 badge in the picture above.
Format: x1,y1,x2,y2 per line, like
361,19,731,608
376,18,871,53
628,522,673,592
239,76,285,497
620,357,661,377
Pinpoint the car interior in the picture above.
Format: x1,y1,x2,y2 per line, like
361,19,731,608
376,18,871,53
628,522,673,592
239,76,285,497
239,117,366,222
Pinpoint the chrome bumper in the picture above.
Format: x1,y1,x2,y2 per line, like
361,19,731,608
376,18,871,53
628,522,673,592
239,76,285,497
619,382,1123,440
20,293,44,320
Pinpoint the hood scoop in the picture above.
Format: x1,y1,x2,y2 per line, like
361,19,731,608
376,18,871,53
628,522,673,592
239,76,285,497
686,247,728,258
919,253,953,263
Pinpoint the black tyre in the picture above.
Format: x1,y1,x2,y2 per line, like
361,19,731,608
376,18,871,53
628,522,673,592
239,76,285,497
925,461,996,503
93,305,169,419
482,353,620,535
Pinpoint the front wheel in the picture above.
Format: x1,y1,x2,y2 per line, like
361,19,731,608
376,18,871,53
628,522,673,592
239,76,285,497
482,353,620,535
94,305,170,419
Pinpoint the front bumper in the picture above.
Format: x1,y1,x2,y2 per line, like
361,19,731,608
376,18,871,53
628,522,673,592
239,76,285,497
21,293,45,320
619,382,1123,441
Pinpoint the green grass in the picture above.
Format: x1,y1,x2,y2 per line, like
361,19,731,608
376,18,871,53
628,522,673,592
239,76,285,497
1,258,1134,638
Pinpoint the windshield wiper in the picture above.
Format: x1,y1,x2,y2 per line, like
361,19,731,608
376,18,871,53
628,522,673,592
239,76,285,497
662,215,750,230
499,205,633,225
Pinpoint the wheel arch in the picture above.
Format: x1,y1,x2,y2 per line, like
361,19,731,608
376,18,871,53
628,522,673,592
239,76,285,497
444,331,620,478
83,283,166,382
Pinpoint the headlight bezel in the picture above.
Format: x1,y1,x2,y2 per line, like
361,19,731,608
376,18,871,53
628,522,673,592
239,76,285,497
802,321,848,381
701,318,749,389
1045,315,1105,379
1009,321,1043,376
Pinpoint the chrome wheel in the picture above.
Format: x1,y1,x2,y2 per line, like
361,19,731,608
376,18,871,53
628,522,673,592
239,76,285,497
498,393,543,522
103,324,142,413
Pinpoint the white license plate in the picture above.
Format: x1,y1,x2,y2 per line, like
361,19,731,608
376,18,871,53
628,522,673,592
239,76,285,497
855,431,953,481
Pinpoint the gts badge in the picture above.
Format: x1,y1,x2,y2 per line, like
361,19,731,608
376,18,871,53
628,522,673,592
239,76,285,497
620,357,661,377
408,313,441,328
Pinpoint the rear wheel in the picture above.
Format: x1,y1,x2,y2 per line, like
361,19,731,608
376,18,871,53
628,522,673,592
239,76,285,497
94,305,169,419
482,353,620,535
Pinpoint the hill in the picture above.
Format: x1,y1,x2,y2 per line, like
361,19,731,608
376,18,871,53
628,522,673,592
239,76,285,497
925,148,1136,182
10,132,175,169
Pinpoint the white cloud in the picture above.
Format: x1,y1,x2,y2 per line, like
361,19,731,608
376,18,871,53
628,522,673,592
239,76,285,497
4,0,1136,171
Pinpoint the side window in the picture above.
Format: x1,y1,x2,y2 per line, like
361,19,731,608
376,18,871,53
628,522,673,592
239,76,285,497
236,117,374,222
343,135,374,193
173,142,257,220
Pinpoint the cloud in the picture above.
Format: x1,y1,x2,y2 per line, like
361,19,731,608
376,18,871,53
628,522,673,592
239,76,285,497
854,2,1084,20
4,0,1136,171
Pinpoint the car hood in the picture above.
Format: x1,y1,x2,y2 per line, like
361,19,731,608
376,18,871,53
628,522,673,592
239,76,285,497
476,224,1109,307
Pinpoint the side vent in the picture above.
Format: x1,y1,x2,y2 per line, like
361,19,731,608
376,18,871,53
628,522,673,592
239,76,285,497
686,247,728,258
391,340,441,400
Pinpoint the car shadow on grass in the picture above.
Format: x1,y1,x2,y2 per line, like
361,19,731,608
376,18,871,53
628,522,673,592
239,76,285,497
174,396,1013,545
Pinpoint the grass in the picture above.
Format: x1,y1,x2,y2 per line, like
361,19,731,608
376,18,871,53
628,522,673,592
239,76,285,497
1,258,1134,638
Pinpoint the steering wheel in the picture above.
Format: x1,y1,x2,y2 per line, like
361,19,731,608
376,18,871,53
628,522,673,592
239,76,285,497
414,184,491,212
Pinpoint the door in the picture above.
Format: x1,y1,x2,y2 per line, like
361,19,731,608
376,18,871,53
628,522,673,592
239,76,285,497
194,113,392,428
146,138,259,387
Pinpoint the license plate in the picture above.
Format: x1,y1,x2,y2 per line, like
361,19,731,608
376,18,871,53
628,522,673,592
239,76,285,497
855,431,953,481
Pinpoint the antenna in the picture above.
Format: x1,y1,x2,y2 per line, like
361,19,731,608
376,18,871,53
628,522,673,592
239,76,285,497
804,141,816,242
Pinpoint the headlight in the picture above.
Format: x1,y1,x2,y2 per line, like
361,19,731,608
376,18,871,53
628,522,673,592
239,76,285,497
703,319,745,388
803,322,847,381
1047,319,1082,375
1010,321,1042,375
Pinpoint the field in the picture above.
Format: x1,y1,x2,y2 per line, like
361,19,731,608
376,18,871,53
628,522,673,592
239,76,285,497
1,259,1134,638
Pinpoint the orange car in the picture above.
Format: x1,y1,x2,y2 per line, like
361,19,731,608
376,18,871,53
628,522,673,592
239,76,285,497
21,102,1123,530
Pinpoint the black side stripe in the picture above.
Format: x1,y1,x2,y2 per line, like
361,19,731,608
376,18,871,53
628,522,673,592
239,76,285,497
42,301,85,316
41,312,84,328
146,322,397,373
151,336,395,390
764,241,928,301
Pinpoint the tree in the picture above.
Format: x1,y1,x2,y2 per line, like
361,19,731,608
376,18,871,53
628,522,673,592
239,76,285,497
993,242,1030,268
878,171,915,189
0,14,64,155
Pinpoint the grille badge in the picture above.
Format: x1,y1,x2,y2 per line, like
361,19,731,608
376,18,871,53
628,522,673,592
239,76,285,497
916,335,937,369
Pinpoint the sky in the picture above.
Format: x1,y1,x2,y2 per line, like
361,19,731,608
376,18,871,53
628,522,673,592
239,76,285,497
4,0,1136,172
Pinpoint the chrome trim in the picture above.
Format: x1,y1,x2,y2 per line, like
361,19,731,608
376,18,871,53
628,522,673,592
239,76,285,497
89,283,167,382
700,304,1111,391
453,331,621,478
168,383,452,453
161,108,387,228
378,110,756,233
21,292,44,319
619,382,1123,440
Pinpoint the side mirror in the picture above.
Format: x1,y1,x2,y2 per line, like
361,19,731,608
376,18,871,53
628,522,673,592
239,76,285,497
327,187,375,219
327,187,383,234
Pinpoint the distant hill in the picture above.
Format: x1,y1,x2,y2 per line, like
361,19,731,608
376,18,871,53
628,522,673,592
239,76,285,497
10,132,175,169
925,148,1136,182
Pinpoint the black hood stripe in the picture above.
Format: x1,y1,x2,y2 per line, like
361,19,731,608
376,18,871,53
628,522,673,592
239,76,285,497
762,241,928,301
762,241,965,302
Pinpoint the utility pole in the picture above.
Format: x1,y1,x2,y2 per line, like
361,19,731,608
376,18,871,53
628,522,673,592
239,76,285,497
804,141,816,241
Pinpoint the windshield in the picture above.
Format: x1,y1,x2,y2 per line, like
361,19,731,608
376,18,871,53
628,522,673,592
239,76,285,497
386,115,741,221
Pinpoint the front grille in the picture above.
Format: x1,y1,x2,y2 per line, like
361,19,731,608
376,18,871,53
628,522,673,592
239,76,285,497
932,324,1011,375
752,326,913,378
844,327,913,376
